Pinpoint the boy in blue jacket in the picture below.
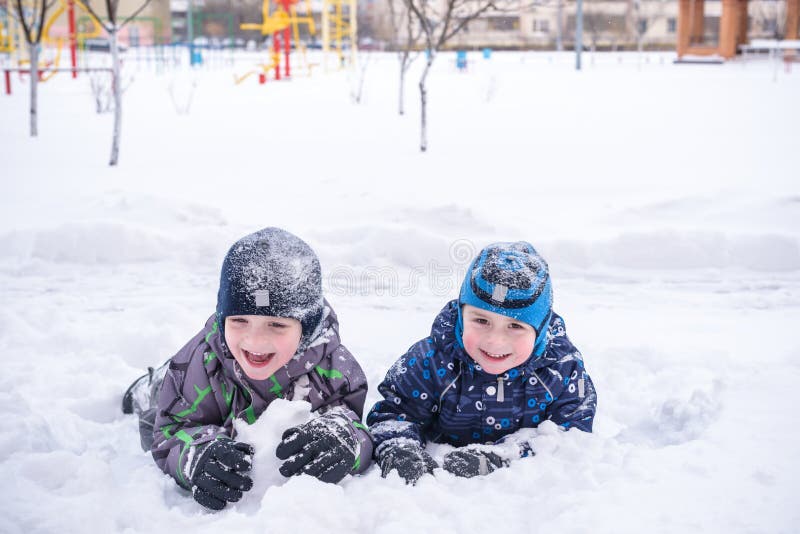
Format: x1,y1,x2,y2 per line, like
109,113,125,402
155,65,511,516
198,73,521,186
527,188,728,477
367,241,597,483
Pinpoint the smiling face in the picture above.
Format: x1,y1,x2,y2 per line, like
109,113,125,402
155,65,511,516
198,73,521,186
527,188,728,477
461,304,537,375
224,315,302,381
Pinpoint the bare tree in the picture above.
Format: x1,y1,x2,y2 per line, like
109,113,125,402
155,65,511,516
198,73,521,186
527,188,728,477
583,5,600,57
629,0,645,56
405,0,501,151
350,49,373,104
81,0,153,166
752,0,785,39
12,0,51,137
387,0,423,115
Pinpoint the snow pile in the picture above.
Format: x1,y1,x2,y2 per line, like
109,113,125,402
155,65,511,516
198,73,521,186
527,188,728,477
229,399,313,514
545,229,800,271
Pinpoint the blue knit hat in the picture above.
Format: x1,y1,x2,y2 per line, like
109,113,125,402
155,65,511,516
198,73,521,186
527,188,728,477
216,228,324,353
456,241,552,357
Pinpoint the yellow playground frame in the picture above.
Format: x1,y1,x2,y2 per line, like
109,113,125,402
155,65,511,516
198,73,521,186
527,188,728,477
6,0,101,82
235,0,358,84
236,0,317,84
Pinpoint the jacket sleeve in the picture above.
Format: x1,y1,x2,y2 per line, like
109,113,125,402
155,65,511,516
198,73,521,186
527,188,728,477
309,343,374,474
543,315,597,433
366,339,441,454
150,334,229,489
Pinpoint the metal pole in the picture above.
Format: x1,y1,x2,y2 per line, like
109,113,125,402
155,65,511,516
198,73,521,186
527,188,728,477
283,26,290,77
68,0,77,78
575,0,583,70
187,0,195,65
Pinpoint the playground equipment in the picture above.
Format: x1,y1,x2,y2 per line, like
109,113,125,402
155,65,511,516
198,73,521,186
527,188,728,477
321,0,357,70
19,40,63,82
8,0,99,82
239,0,317,82
2,0,119,95
4,65,112,95
233,51,281,84
1,7,18,54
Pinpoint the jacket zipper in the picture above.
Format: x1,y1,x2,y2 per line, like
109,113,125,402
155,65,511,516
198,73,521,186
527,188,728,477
531,369,553,401
497,376,505,402
232,363,257,424
438,368,463,412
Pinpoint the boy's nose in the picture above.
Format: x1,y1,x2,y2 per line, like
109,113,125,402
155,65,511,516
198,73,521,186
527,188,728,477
246,330,275,350
483,329,507,348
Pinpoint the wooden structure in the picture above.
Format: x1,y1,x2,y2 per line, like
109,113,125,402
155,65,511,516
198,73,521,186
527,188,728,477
677,0,800,59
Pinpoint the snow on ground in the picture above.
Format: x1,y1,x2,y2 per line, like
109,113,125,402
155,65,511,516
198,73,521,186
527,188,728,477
1,50,798,534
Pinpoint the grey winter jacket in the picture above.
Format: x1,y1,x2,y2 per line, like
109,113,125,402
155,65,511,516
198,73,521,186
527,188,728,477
151,303,373,488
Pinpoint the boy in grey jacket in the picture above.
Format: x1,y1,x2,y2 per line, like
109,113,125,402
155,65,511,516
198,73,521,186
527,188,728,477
122,227,372,510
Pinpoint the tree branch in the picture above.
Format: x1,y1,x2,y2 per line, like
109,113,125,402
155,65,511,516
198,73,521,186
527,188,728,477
13,0,35,44
442,0,497,43
33,0,48,42
405,0,434,47
81,1,113,33
106,0,115,26
119,0,153,29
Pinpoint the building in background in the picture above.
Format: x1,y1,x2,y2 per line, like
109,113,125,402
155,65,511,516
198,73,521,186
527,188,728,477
361,0,799,52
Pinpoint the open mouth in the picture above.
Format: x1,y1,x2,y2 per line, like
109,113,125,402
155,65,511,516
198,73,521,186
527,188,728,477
242,349,276,368
480,349,511,360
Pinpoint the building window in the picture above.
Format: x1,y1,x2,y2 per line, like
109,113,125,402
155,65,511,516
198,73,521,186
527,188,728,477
487,17,520,31
533,19,549,33
667,17,676,33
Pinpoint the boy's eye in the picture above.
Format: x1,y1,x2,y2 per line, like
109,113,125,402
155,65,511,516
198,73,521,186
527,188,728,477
473,318,489,325
269,322,288,329
230,317,248,324
509,323,524,329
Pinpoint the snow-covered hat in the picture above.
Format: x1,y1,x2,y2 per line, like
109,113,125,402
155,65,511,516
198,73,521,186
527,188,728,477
216,227,324,352
457,241,552,357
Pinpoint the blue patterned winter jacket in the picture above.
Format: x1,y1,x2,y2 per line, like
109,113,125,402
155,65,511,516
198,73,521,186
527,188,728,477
367,300,597,452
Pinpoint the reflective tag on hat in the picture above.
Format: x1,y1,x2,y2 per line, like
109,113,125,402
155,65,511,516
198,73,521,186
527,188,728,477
491,284,508,303
253,290,270,307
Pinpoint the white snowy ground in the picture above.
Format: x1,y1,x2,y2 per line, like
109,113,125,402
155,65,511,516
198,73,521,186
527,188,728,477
1,49,798,534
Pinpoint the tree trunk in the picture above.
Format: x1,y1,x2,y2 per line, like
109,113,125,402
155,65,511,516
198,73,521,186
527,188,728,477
637,32,644,69
418,52,434,152
28,42,39,137
109,28,122,166
556,1,564,52
399,54,407,115
354,54,369,104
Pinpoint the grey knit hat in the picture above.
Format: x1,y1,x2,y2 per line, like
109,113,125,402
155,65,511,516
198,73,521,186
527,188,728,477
216,227,324,352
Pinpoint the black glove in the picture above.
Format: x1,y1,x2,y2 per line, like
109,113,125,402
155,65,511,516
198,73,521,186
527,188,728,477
377,440,438,484
442,447,508,478
275,414,358,484
189,438,254,511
